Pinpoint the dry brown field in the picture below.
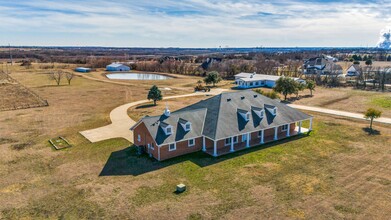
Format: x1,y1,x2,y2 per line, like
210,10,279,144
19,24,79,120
0,64,390,219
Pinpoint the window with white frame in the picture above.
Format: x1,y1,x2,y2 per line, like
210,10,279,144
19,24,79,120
166,127,172,135
151,143,154,150
258,130,263,137
188,139,195,147
282,124,289,131
225,138,232,146
246,113,250,121
185,123,191,131
137,134,141,142
233,136,238,143
169,143,176,151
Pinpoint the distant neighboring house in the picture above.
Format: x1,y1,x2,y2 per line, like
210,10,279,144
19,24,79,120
75,67,91,73
131,90,313,161
346,64,361,76
303,56,342,75
201,58,222,70
234,72,301,89
106,63,131,72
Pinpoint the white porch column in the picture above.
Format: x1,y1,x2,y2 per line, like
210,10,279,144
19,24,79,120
274,127,278,140
298,121,302,133
287,124,290,137
202,136,206,152
213,141,217,157
309,118,313,131
246,133,250,147
230,136,234,152
260,130,264,144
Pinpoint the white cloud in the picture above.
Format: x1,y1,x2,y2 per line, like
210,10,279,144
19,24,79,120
0,0,390,47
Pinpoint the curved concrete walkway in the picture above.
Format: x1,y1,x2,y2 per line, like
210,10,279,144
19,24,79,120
80,89,227,143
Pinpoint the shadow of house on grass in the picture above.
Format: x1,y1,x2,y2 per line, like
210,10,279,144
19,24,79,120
99,134,308,176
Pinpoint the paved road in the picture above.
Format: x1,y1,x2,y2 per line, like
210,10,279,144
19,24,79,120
80,89,227,143
288,104,391,124
80,91,391,144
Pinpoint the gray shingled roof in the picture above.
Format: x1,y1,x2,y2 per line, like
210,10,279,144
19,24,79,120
140,108,207,145
138,90,312,145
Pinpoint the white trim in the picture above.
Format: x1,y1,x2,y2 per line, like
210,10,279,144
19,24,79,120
230,136,234,152
137,134,141,142
169,143,176,151
213,141,217,157
224,137,232,146
281,124,289,132
233,136,238,144
188,138,195,147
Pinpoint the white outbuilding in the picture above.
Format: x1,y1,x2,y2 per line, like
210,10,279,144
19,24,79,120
235,72,302,89
106,63,131,72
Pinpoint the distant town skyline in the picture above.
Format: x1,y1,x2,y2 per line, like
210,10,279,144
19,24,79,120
0,0,390,48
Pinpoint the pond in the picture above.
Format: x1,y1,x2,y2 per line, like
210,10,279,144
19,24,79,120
106,73,172,80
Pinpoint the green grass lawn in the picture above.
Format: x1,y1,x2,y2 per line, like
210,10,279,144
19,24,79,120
371,96,391,109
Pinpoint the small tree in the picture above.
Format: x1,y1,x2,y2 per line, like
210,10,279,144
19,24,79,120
203,71,222,87
306,79,316,96
148,85,163,106
65,72,74,85
294,82,306,99
197,80,202,87
273,77,297,101
50,70,63,86
365,59,373,66
364,108,382,133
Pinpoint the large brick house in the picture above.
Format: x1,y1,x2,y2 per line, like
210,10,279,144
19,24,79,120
131,90,313,161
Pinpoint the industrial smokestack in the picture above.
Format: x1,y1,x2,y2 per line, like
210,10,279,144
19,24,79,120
376,26,391,49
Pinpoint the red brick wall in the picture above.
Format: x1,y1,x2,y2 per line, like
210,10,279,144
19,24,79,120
159,137,203,161
133,122,158,159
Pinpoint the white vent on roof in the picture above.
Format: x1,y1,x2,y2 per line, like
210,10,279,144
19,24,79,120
164,104,170,117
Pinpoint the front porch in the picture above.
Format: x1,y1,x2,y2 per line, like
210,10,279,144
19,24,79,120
204,119,311,157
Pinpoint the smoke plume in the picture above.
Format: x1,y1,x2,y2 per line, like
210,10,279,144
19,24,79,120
377,26,391,49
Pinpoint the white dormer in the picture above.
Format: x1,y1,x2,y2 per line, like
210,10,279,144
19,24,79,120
160,122,173,135
238,109,250,121
251,106,264,118
179,118,191,132
265,104,277,116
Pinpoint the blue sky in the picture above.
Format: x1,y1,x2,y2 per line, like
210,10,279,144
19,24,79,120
0,0,390,47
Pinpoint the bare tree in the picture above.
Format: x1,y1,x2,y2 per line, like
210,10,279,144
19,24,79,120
50,70,63,86
65,72,74,85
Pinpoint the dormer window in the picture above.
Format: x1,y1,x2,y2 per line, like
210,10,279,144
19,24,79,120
166,126,172,135
178,118,191,132
265,104,277,116
160,122,173,135
251,106,264,119
238,109,250,121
